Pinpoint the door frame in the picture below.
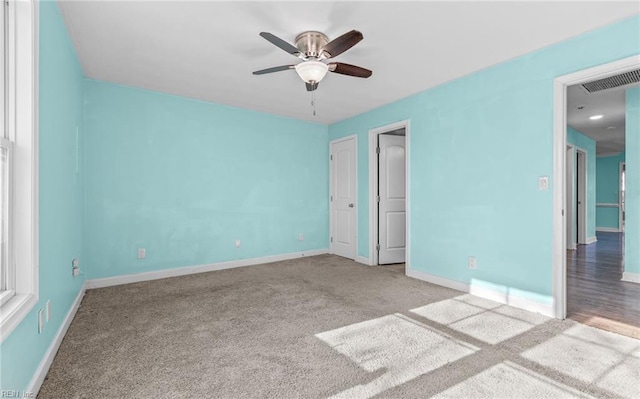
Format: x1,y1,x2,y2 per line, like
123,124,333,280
367,120,410,266
575,147,588,245
619,161,625,232
552,54,640,320
329,134,358,260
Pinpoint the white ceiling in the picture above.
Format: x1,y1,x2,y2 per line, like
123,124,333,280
58,1,640,125
567,80,639,155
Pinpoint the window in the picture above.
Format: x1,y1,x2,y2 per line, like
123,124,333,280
0,0,38,343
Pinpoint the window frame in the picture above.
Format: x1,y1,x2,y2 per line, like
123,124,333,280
0,0,38,343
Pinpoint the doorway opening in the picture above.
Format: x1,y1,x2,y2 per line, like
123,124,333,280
554,55,639,338
368,121,409,269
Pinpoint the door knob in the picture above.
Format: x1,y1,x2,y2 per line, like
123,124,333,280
348,203,354,208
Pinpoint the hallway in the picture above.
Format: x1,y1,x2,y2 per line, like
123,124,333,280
567,232,640,338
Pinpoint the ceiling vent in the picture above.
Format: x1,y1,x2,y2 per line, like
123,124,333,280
581,69,640,93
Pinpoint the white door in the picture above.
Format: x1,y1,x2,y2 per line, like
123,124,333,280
378,134,406,264
330,137,357,260
620,162,625,232
577,150,587,244
566,146,574,250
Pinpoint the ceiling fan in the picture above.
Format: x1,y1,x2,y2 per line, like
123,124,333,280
252,30,372,91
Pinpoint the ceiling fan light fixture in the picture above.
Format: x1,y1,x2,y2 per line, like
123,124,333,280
295,61,328,83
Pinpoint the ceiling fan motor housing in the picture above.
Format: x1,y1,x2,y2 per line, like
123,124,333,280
295,31,329,58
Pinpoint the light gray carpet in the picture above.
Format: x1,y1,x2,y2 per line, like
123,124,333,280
39,255,639,398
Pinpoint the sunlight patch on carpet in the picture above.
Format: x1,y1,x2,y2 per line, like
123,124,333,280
316,313,479,398
522,324,640,398
433,361,594,399
410,295,548,344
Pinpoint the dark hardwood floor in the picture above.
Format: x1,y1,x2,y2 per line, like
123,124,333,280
567,232,640,338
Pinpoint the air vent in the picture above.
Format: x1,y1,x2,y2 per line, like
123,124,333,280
581,69,640,93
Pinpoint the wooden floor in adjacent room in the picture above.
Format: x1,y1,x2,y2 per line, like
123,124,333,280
567,232,640,338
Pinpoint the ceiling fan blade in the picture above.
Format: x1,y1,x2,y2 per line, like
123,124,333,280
306,82,319,92
320,30,363,58
252,65,295,75
259,32,300,56
328,62,372,78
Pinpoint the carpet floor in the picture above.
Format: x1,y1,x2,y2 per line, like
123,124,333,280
39,254,639,398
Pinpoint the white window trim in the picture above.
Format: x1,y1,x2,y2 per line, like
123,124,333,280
0,0,38,343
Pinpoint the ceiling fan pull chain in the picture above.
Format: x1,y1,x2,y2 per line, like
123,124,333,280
311,90,316,116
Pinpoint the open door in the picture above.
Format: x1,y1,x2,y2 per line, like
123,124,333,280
378,134,406,264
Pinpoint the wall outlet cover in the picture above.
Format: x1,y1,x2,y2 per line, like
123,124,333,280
235,240,241,248
137,248,146,259
468,256,477,269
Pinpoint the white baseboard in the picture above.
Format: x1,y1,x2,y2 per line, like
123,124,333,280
585,236,598,244
622,271,640,284
596,227,620,233
86,249,329,289
356,256,370,266
405,267,554,318
27,285,86,395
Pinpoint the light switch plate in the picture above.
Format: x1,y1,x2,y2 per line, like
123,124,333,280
38,309,44,333
538,176,549,191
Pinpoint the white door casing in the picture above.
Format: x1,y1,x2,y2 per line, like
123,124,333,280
553,55,640,320
378,134,406,264
330,137,357,260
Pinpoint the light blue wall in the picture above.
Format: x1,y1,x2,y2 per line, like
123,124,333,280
626,88,639,274
596,152,625,229
0,1,85,392
567,127,597,239
329,15,640,303
83,80,329,279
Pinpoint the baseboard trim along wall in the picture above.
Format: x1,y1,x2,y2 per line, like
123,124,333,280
27,286,86,395
596,227,620,233
621,272,640,284
86,249,329,289
356,256,370,266
405,267,555,318
585,236,598,244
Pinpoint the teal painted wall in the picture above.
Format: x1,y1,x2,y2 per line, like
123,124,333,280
596,152,625,229
329,15,640,303
0,2,85,392
626,88,639,275
567,127,597,240
83,80,328,279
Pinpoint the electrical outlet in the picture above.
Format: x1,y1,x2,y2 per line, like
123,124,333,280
38,309,44,333
137,248,146,259
468,256,477,270
45,300,51,322
298,233,304,241
235,239,241,248
72,258,81,277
